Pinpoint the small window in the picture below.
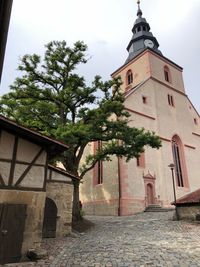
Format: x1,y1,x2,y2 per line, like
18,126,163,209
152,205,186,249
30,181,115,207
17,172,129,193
164,66,171,83
126,70,133,85
138,26,141,32
194,118,198,125
164,70,169,82
142,96,147,104
168,94,174,107
136,152,145,168
143,26,146,31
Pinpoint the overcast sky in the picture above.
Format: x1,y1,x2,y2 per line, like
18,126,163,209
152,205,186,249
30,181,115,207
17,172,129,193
1,0,200,112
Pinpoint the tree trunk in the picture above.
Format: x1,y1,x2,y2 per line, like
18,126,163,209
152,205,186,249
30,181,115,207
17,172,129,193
72,179,82,221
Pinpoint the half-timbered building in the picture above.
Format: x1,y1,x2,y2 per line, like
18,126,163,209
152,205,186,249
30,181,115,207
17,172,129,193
0,115,77,264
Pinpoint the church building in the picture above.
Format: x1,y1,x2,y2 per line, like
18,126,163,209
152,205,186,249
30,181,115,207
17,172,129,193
80,2,200,216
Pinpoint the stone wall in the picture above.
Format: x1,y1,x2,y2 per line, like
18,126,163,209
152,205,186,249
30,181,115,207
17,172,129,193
46,182,73,236
177,205,200,221
0,189,46,254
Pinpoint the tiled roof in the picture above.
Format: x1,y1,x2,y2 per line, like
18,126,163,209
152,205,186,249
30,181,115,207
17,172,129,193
0,115,68,157
174,188,200,205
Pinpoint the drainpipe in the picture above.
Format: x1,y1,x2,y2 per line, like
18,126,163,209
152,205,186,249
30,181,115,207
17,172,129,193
118,156,122,216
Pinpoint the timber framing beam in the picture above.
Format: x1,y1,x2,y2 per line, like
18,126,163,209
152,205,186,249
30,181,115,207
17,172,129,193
0,0,13,82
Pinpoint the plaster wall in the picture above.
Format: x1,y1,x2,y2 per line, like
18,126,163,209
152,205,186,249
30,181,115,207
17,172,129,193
80,143,119,215
0,130,15,159
17,138,46,164
112,52,151,92
49,169,72,183
149,52,185,93
0,130,46,188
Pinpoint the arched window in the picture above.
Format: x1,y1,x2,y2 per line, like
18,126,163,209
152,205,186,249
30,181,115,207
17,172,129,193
126,70,133,85
164,66,171,83
172,135,188,188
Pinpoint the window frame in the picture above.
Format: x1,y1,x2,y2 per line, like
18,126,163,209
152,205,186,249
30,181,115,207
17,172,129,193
164,66,172,83
126,70,133,86
171,135,189,188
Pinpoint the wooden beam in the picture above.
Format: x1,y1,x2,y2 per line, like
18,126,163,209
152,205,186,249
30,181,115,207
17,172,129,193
15,148,44,186
8,136,18,186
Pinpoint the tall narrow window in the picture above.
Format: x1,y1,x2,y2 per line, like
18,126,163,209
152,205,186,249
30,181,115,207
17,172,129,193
93,141,103,185
172,135,188,188
142,96,147,104
168,94,174,107
164,66,171,83
126,70,133,85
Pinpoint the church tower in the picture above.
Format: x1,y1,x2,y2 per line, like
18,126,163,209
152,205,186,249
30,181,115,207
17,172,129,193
80,2,200,216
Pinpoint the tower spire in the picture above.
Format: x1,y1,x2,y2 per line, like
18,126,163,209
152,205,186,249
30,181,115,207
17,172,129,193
137,0,142,18
125,0,162,64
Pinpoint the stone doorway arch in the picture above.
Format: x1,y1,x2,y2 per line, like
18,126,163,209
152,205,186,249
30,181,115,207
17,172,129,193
143,172,156,207
146,183,154,205
42,197,57,238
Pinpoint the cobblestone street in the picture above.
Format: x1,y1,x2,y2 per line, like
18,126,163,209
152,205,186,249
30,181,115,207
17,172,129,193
4,211,200,267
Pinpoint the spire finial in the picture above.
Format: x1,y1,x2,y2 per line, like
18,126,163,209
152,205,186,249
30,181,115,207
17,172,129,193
137,0,142,18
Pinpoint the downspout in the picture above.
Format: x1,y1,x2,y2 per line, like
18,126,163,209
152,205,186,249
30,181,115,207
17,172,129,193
118,156,122,216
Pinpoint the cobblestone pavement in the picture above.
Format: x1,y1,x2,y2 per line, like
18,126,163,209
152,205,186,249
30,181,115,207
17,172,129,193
4,211,200,267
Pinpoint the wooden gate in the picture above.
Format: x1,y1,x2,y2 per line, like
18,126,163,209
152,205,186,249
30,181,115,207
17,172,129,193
42,198,57,238
0,203,27,264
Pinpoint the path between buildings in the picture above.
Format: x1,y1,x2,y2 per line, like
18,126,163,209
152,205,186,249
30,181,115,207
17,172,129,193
4,211,200,267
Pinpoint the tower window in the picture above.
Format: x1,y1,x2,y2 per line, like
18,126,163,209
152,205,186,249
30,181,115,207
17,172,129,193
142,96,147,104
164,66,172,83
143,26,146,31
194,118,198,125
168,94,174,107
138,26,141,32
126,70,133,85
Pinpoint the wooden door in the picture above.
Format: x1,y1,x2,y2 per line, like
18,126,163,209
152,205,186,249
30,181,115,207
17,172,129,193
42,198,57,238
0,204,27,264
147,183,154,205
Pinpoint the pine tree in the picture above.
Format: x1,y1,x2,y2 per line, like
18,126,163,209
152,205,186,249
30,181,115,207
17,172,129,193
0,41,161,220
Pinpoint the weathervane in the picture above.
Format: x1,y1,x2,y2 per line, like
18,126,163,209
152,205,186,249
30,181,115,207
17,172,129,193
137,0,142,18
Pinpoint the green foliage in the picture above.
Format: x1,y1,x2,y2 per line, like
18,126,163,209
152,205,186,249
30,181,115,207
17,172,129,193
0,40,161,178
